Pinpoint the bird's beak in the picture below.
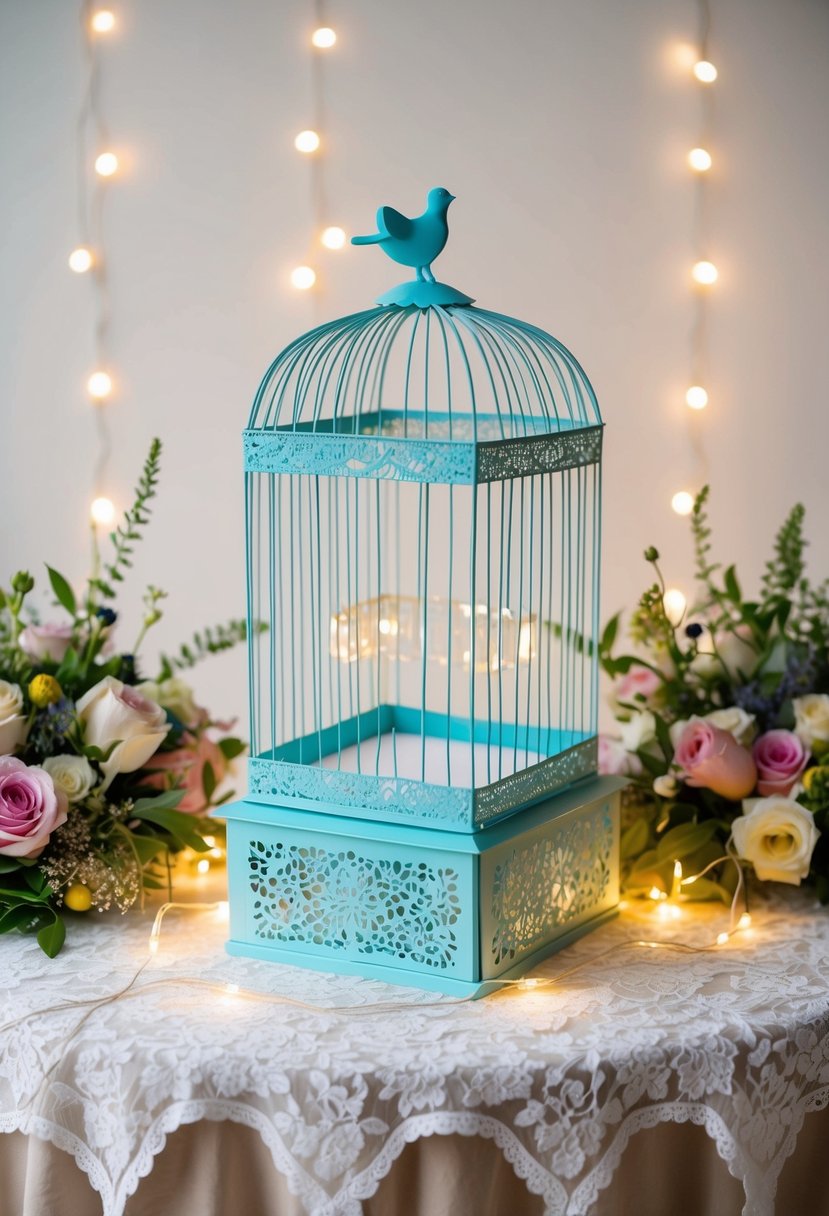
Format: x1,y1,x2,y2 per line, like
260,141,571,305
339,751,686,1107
448,194,456,202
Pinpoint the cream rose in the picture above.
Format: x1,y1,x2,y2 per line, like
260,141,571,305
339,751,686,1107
731,796,819,885
619,710,656,753
136,676,202,729
793,695,829,755
43,754,97,802
0,680,29,755
76,676,168,791
670,707,757,752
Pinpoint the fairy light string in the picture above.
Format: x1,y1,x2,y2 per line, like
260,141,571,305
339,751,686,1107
290,1,346,302
673,0,718,522
72,4,121,530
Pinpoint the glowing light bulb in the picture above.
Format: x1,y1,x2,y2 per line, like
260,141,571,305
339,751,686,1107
671,490,695,516
738,912,752,929
688,147,712,172
311,26,336,48
716,931,730,945
216,901,230,922
290,265,316,290
90,496,116,526
87,370,112,399
224,982,240,995
94,151,118,177
693,60,718,83
321,225,346,250
648,886,663,901
197,858,210,874
692,260,718,285
91,9,115,32
148,936,159,955
685,385,709,410
519,977,541,990
294,129,320,154
68,247,94,273
663,587,687,625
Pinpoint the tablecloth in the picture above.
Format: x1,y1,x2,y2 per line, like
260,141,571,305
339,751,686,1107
2,883,829,1216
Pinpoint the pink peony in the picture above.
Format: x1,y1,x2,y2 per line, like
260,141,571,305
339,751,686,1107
141,732,227,814
752,730,809,797
614,665,661,706
674,718,757,800
0,756,68,857
19,622,74,663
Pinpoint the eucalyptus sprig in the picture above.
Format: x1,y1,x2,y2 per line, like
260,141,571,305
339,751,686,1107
89,437,162,603
159,619,258,679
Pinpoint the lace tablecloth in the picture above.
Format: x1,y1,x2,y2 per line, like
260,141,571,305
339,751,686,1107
2,884,828,1216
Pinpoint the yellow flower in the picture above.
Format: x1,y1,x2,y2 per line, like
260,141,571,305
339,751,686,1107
802,766,829,795
28,674,63,708
64,883,93,912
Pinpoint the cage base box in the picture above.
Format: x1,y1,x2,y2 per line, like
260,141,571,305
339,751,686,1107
222,776,621,997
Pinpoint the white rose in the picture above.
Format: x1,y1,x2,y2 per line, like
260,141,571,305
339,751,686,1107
0,680,29,755
793,694,829,754
653,774,678,798
76,676,168,791
704,707,757,747
619,710,656,753
731,796,819,885
136,676,201,728
43,754,97,802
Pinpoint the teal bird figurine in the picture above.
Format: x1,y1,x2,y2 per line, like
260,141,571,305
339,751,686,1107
351,187,456,283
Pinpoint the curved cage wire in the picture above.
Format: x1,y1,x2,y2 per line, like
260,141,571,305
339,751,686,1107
248,304,601,439
244,299,603,833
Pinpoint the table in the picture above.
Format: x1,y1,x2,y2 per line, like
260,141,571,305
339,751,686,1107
2,883,829,1216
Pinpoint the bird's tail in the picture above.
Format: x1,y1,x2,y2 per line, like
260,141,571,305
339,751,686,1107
351,233,384,245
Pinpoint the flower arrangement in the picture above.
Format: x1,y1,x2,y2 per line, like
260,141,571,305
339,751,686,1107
599,488,829,904
0,439,248,956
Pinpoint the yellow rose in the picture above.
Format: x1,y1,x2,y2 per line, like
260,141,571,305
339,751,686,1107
793,695,829,756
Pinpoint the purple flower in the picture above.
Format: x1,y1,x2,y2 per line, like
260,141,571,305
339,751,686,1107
0,756,68,858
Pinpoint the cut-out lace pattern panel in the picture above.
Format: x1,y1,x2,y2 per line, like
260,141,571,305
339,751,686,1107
2,886,828,1215
249,840,462,970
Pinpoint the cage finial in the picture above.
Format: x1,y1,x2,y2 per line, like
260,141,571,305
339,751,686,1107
351,187,474,308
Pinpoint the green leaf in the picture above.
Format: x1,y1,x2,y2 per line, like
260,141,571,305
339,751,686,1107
680,876,731,904
620,817,650,861
23,867,49,895
218,737,246,761
0,884,51,904
132,805,210,852
46,565,77,617
724,564,742,604
0,856,25,875
202,760,217,801
656,820,718,862
653,714,674,763
36,911,66,958
0,904,41,933
127,833,169,865
131,789,185,814
600,613,620,656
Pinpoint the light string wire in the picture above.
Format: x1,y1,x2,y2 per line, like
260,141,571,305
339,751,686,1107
76,2,116,521
687,0,713,487
2,885,761,1067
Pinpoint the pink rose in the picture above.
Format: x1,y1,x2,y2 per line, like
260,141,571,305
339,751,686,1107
598,734,642,778
19,622,74,663
752,730,808,797
674,718,757,800
141,732,227,814
0,756,68,857
614,665,661,706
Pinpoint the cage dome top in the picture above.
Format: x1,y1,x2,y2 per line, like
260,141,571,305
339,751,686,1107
247,192,601,482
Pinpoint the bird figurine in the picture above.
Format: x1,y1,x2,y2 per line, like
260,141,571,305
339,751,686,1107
351,187,456,283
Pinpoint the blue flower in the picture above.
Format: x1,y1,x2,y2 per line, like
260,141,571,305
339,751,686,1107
96,607,117,626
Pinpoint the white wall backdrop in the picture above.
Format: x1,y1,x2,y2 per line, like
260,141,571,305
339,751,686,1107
1,0,827,732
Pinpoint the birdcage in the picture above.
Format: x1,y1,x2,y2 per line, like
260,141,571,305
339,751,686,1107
223,192,620,995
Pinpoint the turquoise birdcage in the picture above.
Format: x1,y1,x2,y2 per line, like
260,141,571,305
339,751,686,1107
224,191,620,995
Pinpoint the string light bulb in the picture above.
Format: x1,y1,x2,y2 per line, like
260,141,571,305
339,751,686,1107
68,246,94,273
196,858,210,875
716,931,730,945
671,490,695,516
294,129,320,154
321,225,346,250
693,60,718,83
685,385,709,410
688,147,712,171
94,151,119,177
90,9,115,32
692,260,718,285
87,370,112,399
663,587,687,625
311,27,336,48
290,265,316,290
90,496,116,526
